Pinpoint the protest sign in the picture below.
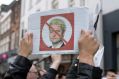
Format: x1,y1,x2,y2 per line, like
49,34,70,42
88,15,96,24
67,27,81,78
28,7,90,54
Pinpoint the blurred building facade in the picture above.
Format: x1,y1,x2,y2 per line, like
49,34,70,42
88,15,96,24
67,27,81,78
0,0,21,74
0,10,11,74
0,10,11,56
102,0,119,73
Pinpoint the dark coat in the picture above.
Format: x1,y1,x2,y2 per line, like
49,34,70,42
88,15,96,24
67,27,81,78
3,55,57,79
66,59,102,79
3,56,102,79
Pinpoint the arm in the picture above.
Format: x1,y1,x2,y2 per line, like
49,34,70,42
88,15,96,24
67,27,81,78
66,59,102,79
4,33,33,79
78,62,102,79
4,33,61,79
41,68,58,79
66,30,102,79
40,55,62,79
4,55,32,79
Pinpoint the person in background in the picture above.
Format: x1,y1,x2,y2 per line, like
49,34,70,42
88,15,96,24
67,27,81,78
27,64,40,79
102,69,117,79
26,64,47,79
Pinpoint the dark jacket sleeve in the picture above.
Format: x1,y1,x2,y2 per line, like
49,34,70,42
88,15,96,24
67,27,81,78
4,55,32,79
66,59,79,79
41,68,57,79
66,59,102,79
4,55,58,79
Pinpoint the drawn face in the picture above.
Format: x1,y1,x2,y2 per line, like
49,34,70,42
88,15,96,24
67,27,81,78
49,24,64,44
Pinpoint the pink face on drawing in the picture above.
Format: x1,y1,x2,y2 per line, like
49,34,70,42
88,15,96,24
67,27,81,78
49,24,64,44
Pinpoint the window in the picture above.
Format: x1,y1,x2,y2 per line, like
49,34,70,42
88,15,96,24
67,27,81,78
21,0,26,16
20,22,25,38
11,33,15,50
36,0,41,4
0,36,9,54
1,16,11,34
52,0,59,9
116,34,119,71
29,0,33,10
79,0,85,7
36,9,40,11
15,31,19,48
68,0,75,7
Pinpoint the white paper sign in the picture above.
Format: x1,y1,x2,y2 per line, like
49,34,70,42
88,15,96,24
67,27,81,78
28,8,91,54
93,45,104,67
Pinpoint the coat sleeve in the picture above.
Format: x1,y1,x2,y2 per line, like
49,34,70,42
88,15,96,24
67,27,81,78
66,59,102,79
3,55,58,79
66,59,79,79
78,63,102,79
3,55,32,79
41,68,57,79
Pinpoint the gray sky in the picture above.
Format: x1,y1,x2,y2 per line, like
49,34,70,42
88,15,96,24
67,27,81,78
0,0,13,6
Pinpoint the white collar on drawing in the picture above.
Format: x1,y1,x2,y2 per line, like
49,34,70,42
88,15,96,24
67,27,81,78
52,41,64,48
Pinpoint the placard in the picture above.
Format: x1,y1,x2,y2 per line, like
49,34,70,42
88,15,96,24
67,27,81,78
28,8,90,54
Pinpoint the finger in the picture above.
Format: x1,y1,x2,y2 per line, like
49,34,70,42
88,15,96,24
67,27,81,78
20,38,25,46
30,33,33,38
85,30,92,37
26,32,33,44
89,34,94,40
80,29,85,36
27,33,30,43
19,39,23,48
24,33,29,44
20,38,27,50
88,30,93,35
29,33,33,44
24,32,28,38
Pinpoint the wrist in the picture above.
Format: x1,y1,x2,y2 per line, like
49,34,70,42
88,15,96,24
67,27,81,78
79,57,94,66
53,61,61,65
18,51,29,58
78,51,94,66
50,62,60,70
